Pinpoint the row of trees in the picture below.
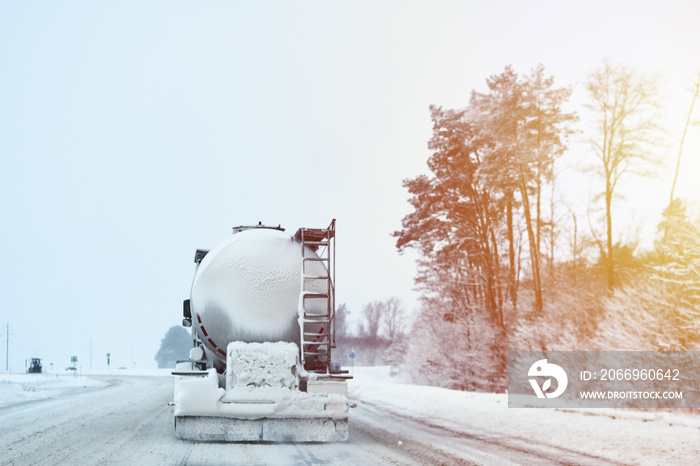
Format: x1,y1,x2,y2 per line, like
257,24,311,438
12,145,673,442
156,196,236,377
332,299,407,366
153,299,408,369
335,298,407,341
390,62,700,390
394,64,576,355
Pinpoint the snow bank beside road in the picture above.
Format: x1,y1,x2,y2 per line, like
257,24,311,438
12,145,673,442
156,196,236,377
349,366,700,465
81,368,174,377
0,373,109,408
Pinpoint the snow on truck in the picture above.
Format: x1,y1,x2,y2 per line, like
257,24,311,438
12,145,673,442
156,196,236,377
172,220,352,442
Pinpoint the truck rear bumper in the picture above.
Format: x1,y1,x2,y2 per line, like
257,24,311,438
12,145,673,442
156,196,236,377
172,343,350,442
174,416,348,442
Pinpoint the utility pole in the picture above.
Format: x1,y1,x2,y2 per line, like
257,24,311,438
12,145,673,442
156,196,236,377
2,323,16,373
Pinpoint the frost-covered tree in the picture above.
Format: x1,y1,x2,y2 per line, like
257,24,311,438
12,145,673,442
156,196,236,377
395,105,505,328
395,65,576,389
394,299,505,391
394,104,510,380
472,64,575,313
652,200,700,346
155,326,191,368
593,200,700,350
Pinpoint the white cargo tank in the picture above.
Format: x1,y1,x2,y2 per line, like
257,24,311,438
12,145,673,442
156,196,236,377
190,227,328,361
172,221,352,442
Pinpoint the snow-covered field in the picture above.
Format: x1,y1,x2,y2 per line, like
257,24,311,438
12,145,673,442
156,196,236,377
0,369,170,408
0,373,107,407
349,366,700,465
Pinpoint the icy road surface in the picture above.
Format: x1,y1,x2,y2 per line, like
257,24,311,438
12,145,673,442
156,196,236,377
0,369,698,465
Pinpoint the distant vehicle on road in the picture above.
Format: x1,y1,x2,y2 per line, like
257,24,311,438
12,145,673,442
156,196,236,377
65,366,77,372
27,358,42,373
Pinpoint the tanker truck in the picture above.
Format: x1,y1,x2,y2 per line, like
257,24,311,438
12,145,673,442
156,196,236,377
171,220,352,442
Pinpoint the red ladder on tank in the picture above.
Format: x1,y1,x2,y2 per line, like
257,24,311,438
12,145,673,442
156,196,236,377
295,219,335,373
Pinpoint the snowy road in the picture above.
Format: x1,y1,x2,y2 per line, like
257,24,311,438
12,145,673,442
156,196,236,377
0,374,695,465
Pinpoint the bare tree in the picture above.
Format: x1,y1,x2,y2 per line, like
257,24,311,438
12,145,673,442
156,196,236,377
669,73,700,204
566,207,582,287
359,301,382,340
586,61,661,290
382,297,406,340
334,303,349,339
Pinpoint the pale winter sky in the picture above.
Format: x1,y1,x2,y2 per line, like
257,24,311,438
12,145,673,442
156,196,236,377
1,1,699,371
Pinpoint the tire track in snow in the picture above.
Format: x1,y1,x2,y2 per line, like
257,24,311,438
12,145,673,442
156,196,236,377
352,399,629,465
